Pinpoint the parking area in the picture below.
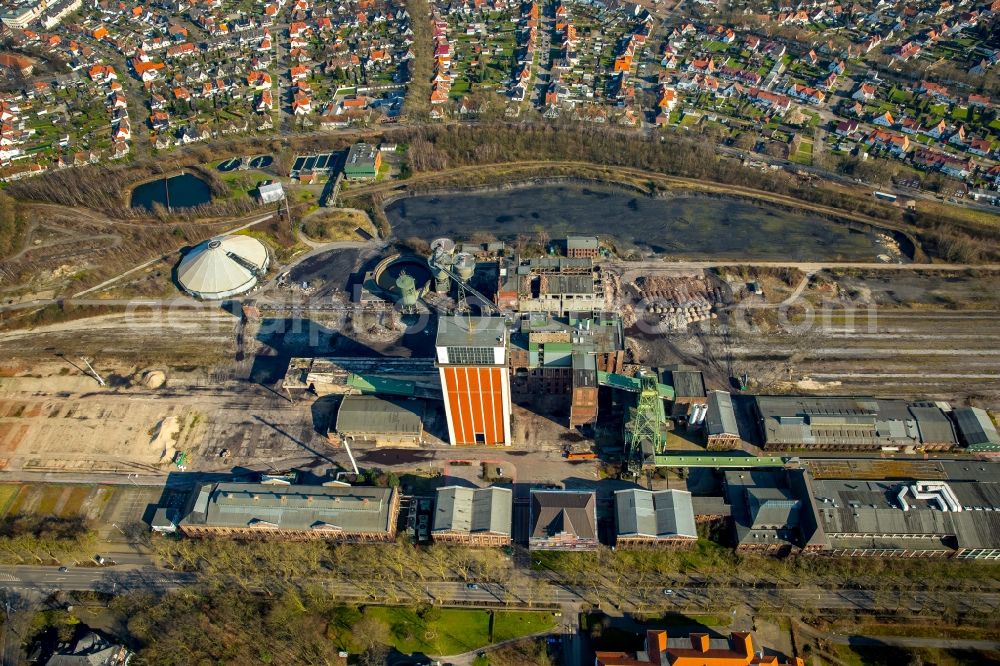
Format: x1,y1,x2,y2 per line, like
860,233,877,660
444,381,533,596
442,460,517,489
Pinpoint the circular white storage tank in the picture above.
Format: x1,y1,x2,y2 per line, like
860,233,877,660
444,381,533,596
176,235,269,300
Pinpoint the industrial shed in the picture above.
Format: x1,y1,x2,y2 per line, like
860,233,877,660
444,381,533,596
706,390,741,449
178,482,400,542
754,396,957,452
812,478,1000,559
432,486,512,547
614,489,697,548
953,407,1000,453
344,142,381,179
257,182,285,204
566,236,599,258
333,395,424,446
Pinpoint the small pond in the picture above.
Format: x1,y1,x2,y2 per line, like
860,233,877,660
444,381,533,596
131,173,212,211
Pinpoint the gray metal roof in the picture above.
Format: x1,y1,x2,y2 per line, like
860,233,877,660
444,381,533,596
258,182,284,203
345,142,377,168
724,469,827,551
433,486,512,535
335,395,424,435
567,236,598,250
908,405,958,444
747,487,800,529
954,407,1000,449
614,489,697,539
530,490,597,540
812,479,1000,553
542,274,595,295
436,316,507,349
706,390,739,436
755,396,956,448
572,352,597,387
180,482,396,534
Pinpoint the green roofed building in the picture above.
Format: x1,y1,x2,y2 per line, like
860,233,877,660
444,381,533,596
344,142,381,180
178,482,400,542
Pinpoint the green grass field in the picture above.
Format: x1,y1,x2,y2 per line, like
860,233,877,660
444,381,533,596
492,611,557,642
791,141,814,166
363,607,491,655
6,485,28,515
359,607,554,656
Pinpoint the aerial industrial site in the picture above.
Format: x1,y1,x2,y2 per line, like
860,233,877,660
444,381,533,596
1,204,1000,663
0,0,997,656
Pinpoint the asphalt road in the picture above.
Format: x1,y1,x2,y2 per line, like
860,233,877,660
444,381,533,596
2,563,998,619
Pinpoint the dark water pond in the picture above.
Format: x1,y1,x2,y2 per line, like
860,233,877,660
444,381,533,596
131,173,212,211
385,184,888,261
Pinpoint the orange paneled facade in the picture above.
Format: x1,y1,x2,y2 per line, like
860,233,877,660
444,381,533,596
436,317,512,447
440,366,508,445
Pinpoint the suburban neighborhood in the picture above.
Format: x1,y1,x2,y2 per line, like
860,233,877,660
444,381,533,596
0,0,995,199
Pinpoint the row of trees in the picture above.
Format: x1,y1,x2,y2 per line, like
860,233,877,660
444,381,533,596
118,586,371,665
536,542,1000,595
0,514,95,564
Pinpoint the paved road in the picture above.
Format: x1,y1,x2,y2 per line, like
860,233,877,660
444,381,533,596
2,563,998,617
829,633,1000,652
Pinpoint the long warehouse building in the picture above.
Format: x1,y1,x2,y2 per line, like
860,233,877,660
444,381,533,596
178,482,400,542
754,396,958,452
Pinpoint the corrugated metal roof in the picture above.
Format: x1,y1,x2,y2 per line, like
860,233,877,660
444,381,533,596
543,274,595,295
706,390,739,436
180,482,396,533
615,489,697,539
670,370,705,399
813,479,1000,553
954,407,1000,449
909,405,957,444
335,395,424,435
433,486,512,535
756,396,956,448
